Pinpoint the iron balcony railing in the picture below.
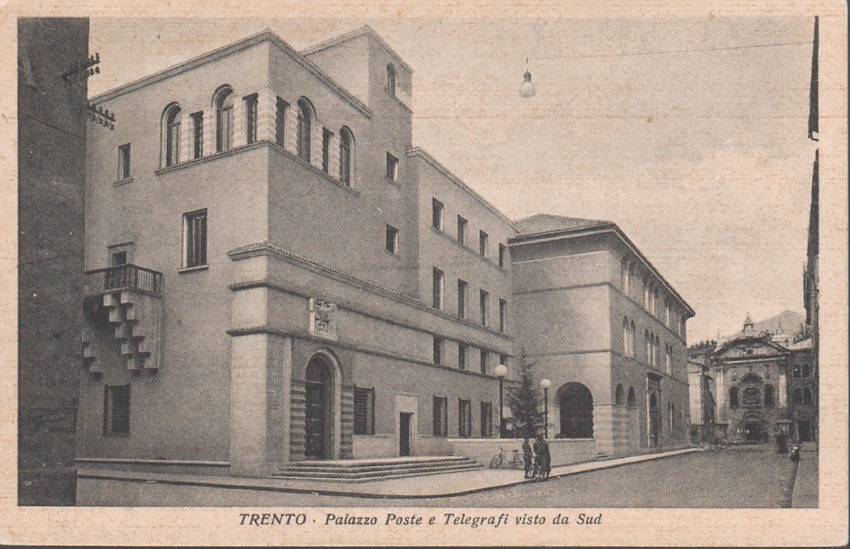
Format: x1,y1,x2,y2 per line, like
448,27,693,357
84,264,163,296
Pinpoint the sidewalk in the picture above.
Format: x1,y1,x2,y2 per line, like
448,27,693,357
78,447,698,499
791,447,818,508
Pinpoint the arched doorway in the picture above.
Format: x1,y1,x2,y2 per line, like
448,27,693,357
648,392,661,448
558,382,593,438
305,355,335,459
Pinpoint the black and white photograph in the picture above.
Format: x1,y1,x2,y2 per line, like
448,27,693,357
7,2,848,546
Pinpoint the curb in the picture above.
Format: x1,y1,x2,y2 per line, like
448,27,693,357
78,448,699,501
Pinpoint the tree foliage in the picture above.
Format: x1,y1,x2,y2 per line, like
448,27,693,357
506,351,544,438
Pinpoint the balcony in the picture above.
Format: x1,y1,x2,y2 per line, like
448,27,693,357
82,264,163,372
84,264,163,297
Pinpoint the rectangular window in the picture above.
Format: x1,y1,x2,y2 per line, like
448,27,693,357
480,290,489,326
166,119,180,166
385,224,399,254
457,279,468,319
458,343,467,370
458,399,472,437
433,336,442,366
245,94,258,144
111,251,127,266
275,97,287,147
191,112,204,159
432,198,444,230
118,143,131,179
433,396,447,436
479,231,489,257
457,216,467,245
498,244,507,268
353,387,375,435
499,354,508,368
480,349,488,375
103,384,130,436
499,299,508,333
217,102,233,153
322,129,333,173
183,209,208,268
480,402,493,437
432,268,444,309
386,152,399,181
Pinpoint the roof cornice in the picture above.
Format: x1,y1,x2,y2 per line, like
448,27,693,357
509,223,695,317
407,147,520,231
301,25,414,74
90,29,372,118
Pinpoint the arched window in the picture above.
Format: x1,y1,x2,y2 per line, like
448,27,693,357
339,126,354,186
669,402,675,432
643,278,650,308
623,318,630,355
615,384,625,406
741,373,762,384
645,330,651,363
386,64,397,96
630,320,636,355
627,387,636,407
214,86,234,152
764,385,774,407
297,98,314,163
730,387,739,408
665,344,673,374
557,382,593,438
162,103,182,167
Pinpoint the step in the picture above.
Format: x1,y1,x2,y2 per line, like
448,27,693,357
281,458,474,474
272,465,482,483
283,455,469,469
276,461,481,479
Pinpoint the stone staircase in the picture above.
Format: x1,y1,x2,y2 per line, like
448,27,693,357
273,456,482,483
82,291,162,372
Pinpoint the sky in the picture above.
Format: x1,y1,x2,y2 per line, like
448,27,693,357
88,16,818,343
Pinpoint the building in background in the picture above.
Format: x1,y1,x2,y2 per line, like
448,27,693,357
510,215,694,457
18,18,89,505
710,316,814,444
687,355,715,444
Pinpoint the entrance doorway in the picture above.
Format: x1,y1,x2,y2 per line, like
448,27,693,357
649,393,661,448
305,356,333,459
399,413,413,456
744,422,764,442
798,420,813,442
557,382,594,438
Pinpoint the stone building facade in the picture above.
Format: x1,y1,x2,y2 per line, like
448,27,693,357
18,17,89,504
510,215,694,456
76,27,695,480
710,317,815,444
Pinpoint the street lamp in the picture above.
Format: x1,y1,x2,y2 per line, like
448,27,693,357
539,378,551,439
495,364,508,438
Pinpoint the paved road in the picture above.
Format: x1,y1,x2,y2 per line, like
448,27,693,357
245,445,800,508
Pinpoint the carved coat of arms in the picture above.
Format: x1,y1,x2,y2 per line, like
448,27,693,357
309,298,338,340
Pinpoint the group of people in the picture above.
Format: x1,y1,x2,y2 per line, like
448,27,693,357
521,434,551,481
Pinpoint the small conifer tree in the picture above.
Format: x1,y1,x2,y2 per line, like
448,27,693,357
506,350,544,438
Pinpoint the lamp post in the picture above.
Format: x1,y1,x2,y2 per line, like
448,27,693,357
539,378,551,439
495,364,508,438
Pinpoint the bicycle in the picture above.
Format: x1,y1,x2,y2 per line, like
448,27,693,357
489,447,524,469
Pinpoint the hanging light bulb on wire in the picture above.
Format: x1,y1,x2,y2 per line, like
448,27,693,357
519,56,536,97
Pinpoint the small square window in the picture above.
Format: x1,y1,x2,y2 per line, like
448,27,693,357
386,152,399,181
432,199,444,230
183,209,208,268
103,384,130,436
479,231,489,257
118,143,131,180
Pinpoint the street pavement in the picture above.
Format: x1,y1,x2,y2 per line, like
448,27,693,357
80,444,816,507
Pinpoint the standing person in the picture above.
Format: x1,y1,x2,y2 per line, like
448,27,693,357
533,434,551,481
522,437,533,479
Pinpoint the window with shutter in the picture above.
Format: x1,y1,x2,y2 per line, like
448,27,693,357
353,387,375,435
103,384,130,436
